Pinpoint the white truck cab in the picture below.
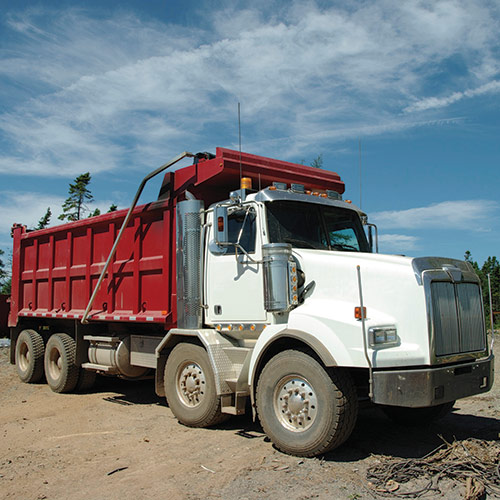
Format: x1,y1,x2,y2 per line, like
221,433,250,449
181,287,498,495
163,180,493,457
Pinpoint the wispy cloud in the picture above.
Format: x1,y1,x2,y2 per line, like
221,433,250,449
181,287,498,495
404,81,500,113
0,191,119,234
371,200,499,231
0,192,64,234
378,234,420,253
0,1,498,176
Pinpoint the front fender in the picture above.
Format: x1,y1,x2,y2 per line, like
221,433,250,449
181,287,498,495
248,323,346,391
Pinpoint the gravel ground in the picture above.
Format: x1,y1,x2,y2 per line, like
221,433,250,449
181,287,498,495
0,337,498,500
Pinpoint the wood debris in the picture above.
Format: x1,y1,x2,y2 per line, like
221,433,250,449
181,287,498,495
366,437,500,498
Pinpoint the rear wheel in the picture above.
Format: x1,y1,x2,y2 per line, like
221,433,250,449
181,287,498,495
164,343,228,427
256,350,358,457
381,401,455,426
44,334,79,393
15,329,45,383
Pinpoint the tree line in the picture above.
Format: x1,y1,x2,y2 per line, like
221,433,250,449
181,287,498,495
36,172,117,230
465,251,500,329
0,172,117,294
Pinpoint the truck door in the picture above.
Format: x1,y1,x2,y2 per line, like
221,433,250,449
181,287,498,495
205,204,267,323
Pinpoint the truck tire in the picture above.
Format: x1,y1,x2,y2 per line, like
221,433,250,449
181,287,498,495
164,343,228,427
15,329,45,383
381,401,455,426
256,350,358,457
44,334,79,393
76,368,97,393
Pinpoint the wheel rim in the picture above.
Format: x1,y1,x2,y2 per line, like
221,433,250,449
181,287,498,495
18,342,30,373
175,361,206,408
274,375,318,432
47,346,63,381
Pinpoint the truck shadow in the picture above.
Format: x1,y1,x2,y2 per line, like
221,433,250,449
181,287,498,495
328,406,500,462
92,377,498,461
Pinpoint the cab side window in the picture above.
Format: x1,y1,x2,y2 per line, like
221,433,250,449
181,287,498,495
227,209,256,253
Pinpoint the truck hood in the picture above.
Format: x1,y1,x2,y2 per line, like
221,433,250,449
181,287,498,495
287,250,431,367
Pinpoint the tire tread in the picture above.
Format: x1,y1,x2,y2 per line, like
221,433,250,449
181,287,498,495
44,333,79,393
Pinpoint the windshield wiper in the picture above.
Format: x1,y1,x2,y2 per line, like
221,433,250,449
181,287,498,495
283,238,320,249
332,244,359,252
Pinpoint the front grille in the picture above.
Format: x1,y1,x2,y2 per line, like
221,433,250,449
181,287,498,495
431,281,485,356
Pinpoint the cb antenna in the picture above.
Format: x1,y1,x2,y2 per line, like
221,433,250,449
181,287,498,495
358,137,362,209
238,102,242,187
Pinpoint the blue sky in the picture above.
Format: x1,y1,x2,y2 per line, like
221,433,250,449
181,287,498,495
0,0,499,264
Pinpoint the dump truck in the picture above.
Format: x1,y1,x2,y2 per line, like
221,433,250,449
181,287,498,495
9,148,494,457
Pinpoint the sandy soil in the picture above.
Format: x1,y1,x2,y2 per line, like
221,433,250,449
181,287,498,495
1,339,498,500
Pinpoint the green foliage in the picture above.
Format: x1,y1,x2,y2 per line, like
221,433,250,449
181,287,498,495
58,172,94,221
310,154,323,169
465,251,500,328
88,208,101,217
36,207,52,230
0,249,11,294
108,203,118,212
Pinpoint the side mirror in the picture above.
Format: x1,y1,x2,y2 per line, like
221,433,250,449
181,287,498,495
214,205,228,247
367,223,378,253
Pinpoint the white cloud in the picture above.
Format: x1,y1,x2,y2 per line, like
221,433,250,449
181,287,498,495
404,81,500,113
0,191,119,236
378,234,420,253
371,200,499,231
0,192,64,234
0,1,498,176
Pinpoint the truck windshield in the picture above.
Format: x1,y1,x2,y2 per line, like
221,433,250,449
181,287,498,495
266,200,370,252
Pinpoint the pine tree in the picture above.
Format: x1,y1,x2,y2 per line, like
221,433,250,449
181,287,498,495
310,154,323,169
36,207,52,230
89,208,101,217
108,204,118,212
58,172,94,221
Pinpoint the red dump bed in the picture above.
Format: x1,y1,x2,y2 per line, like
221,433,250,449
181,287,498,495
9,148,344,328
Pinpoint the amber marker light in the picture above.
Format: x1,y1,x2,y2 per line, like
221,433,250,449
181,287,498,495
238,324,244,331
241,177,252,189
269,186,277,191
354,307,367,320
250,324,256,331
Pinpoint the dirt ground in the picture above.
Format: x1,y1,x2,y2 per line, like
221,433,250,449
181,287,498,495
1,339,499,500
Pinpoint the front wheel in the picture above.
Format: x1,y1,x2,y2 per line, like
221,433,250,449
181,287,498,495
256,350,358,457
164,343,228,427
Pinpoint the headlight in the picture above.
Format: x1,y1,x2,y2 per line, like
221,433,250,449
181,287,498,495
368,326,398,347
